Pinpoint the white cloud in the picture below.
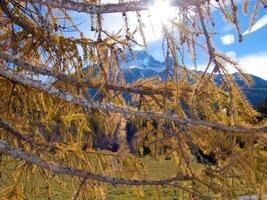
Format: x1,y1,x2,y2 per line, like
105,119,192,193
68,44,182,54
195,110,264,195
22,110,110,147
94,0,181,44
191,52,267,81
237,52,267,80
101,11,173,44
223,52,267,80
243,14,267,35
220,34,235,45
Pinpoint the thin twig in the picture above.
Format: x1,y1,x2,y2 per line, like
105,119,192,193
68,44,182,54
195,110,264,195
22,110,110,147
0,140,194,185
72,177,88,200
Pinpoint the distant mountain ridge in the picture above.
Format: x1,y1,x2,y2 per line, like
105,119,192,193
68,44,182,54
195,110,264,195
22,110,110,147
121,50,267,106
120,50,166,72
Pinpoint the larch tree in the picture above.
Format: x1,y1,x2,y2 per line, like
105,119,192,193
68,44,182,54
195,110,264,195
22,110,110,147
0,0,266,199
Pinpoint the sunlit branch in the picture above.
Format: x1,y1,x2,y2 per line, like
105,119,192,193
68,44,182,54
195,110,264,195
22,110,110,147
0,50,174,97
0,67,267,133
0,140,194,185
18,0,197,14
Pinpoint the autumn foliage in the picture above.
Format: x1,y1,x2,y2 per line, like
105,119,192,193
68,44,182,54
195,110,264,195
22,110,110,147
0,0,267,199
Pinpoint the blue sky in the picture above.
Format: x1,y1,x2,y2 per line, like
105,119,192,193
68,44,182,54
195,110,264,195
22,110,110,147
210,3,267,79
213,3,267,57
144,1,267,80
65,0,267,80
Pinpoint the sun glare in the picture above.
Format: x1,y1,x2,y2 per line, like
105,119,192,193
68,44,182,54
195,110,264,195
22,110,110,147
149,0,174,23
145,0,177,41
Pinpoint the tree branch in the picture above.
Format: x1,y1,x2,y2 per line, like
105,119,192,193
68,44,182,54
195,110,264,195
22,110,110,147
18,0,196,14
0,117,35,144
0,50,174,97
0,0,33,33
0,140,194,185
72,177,88,200
0,67,266,133
0,117,55,149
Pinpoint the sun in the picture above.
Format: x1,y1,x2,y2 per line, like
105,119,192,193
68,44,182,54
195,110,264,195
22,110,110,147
124,0,177,43
149,0,175,23
144,0,177,41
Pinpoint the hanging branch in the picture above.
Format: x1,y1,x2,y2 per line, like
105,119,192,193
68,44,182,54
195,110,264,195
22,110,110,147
0,117,56,149
17,0,197,14
0,67,267,133
0,117,35,145
0,50,173,97
0,140,194,185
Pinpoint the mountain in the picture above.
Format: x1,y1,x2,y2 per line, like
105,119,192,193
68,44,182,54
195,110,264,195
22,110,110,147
120,50,165,72
214,72,267,105
121,50,267,106
235,74,267,105
123,67,159,83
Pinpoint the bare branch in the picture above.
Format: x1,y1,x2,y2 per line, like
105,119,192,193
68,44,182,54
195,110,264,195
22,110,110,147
0,140,194,185
0,117,54,149
0,67,266,133
0,117,35,144
18,0,196,14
